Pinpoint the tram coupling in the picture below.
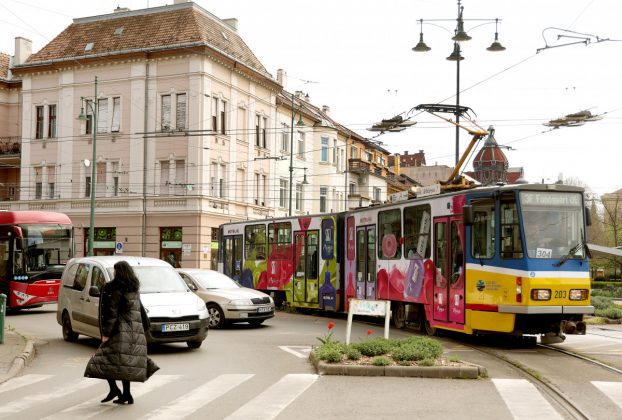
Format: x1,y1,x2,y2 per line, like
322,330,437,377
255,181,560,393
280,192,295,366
561,319,586,335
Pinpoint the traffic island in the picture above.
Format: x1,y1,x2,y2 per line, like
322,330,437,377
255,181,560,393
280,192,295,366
309,351,485,379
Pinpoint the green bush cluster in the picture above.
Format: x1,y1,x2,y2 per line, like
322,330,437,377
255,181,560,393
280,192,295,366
591,295,614,310
595,307,622,319
390,337,443,362
345,347,362,360
351,338,392,357
316,342,345,363
372,356,391,366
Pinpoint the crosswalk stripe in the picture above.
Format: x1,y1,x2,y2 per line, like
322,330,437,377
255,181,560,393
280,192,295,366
140,374,254,420
592,381,622,411
0,374,52,395
0,378,99,417
492,378,562,420
41,375,181,420
224,374,318,420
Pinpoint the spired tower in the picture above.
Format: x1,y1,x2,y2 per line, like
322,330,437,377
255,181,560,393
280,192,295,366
473,126,508,185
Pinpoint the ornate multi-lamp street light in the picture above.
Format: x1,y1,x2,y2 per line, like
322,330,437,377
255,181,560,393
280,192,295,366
413,0,505,166
77,76,98,256
288,92,305,216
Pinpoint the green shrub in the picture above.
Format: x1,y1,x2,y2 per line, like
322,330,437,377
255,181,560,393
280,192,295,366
352,338,392,357
595,307,622,319
390,337,444,361
345,347,362,361
591,295,614,310
372,356,391,366
418,358,435,366
316,344,343,363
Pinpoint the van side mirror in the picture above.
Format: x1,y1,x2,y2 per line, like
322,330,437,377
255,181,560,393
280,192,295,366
462,205,474,226
585,207,592,226
89,285,100,297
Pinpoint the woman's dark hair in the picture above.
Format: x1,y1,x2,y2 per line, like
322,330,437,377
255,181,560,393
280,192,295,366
113,260,140,293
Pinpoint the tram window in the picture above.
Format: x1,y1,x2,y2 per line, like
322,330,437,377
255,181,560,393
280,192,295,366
404,205,431,259
378,209,401,259
500,195,524,259
471,200,495,259
244,224,266,260
435,222,447,279
450,222,463,285
307,232,319,279
268,222,291,260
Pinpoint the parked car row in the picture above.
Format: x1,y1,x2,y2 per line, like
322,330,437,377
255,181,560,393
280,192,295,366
56,256,275,349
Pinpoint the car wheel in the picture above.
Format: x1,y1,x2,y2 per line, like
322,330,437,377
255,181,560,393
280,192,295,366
62,312,79,342
207,303,225,329
248,319,264,326
187,340,203,349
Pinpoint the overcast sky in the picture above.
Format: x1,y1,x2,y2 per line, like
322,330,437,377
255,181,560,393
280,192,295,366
1,0,620,196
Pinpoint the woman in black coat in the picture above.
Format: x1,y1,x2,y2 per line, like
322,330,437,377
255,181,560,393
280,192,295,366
84,260,159,404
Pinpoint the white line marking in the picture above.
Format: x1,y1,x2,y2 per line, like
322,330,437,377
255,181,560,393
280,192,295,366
140,374,254,420
0,374,52,395
278,345,312,358
225,374,318,420
592,381,622,411
492,378,562,420
0,378,99,417
42,375,181,420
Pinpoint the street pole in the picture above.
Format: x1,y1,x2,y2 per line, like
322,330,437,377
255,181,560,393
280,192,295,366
288,92,295,216
88,76,98,256
455,46,460,166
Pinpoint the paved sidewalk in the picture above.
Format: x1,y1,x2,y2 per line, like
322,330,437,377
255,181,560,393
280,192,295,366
0,328,35,384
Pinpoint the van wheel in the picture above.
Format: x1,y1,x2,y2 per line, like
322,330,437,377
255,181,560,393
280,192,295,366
187,340,203,349
62,312,79,342
207,304,225,329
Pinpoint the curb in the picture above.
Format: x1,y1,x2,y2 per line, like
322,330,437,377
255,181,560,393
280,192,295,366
310,352,486,379
0,335,36,384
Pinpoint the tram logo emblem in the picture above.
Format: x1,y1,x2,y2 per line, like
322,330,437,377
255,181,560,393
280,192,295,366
476,280,485,291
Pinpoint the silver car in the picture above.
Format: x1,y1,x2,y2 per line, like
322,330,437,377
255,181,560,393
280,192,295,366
177,268,275,328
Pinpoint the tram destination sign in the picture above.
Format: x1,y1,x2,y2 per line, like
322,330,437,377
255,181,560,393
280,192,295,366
521,192,581,207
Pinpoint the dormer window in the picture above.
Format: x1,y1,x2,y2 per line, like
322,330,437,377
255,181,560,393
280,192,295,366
114,27,124,35
85,42,94,51
221,31,228,41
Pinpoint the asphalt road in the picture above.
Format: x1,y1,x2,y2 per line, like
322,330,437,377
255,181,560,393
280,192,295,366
2,305,622,419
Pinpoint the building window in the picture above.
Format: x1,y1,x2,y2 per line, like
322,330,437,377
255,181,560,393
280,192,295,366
35,106,44,139
48,183,54,199
212,97,219,132
333,139,337,164
262,117,267,148
111,161,119,197
297,131,305,159
111,97,120,132
47,165,56,199
84,227,117,256
279,179,288,208
281,123,290,152
365,151,372,162
48,105,57,138
255,115,261,147
35,182,42,199
161,160,170,192
220,100,227,135
96,162,106,196
237,107,247,142
209,162,227,198
176,93,187,131
349,182,356,194
161,95,171,131
175,159,186,196
320,187,327,212
321,137,328,162
262,174,267,206
350,145,358,159
85,100,94,135
254,173,260,205
85,176,91,198
160,227,182,268
97,98,108,134
373,187,381,202
295,183,303,211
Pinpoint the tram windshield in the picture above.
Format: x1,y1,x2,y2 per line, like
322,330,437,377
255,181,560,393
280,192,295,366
14,224,73,277
519,191,584,259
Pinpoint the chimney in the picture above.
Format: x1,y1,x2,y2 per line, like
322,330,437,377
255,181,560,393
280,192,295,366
222,18,238,31
114,6,130,13
322,105,330,115
404,151,408,155
174,0,190,3
276,69,286,87
14,37,32,65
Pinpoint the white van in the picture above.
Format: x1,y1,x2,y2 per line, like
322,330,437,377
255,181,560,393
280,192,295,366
57,256,209,348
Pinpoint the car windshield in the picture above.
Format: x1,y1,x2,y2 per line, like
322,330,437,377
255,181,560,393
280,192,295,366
191,271,240,290
520,191,585,259
107,265,188,293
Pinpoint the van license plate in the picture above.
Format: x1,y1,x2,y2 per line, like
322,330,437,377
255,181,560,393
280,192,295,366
257,306,271,313
162,323,190,332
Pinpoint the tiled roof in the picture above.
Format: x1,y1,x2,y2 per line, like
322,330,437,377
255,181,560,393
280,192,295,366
21,3,271,79
0,53,10,80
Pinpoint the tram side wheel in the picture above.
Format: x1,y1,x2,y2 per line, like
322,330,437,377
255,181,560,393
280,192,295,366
423,313,436,336
392,302,406,329
62,312,79,342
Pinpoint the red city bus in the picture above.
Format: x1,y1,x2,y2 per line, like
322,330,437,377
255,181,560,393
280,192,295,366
0,211,74,309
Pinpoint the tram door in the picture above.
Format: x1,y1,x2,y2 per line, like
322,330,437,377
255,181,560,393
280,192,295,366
356,226,376,299
433,217,465,323
293,231,319,304
223,235,243,282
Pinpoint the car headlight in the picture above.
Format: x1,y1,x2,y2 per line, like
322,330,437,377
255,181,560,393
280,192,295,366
530,289,551,301
569,289,588,301
268,296,274,304
229,299,253,306
197,298,207,312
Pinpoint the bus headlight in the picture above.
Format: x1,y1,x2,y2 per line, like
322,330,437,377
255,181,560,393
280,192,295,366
530,289,551,301
569,289,588,301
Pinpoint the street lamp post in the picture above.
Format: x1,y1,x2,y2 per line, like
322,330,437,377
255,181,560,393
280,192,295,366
78,76,98,256
288,92,304,216
413,0,505,166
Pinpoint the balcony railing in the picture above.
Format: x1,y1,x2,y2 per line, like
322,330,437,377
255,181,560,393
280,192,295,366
0,139,20,156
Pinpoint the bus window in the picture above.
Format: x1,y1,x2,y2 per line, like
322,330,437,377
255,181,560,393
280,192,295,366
404,205,431,259
378,209,401,259
471,199,495,259
500,194,524,259
245,224,266,260
0,239,8,278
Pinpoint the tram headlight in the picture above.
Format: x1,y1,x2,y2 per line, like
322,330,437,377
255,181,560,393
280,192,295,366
569,289,588,301
530,289,551,301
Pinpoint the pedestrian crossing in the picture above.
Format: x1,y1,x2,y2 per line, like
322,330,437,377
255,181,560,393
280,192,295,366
1,373,622,419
